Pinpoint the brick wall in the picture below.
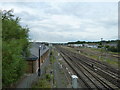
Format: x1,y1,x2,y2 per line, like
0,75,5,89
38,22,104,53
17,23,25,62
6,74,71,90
26,61,33,73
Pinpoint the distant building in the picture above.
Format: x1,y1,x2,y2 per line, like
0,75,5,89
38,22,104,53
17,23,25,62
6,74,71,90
88,44,98,48
68,43,98,48
68,44,83,47
83,44,89,47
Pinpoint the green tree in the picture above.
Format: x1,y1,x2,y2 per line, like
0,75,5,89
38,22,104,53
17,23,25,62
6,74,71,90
2,10,30,87
117,40,120,52
105,45,110,49
108,46,117,52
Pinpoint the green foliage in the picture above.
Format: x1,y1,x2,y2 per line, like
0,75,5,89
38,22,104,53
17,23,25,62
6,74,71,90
2,10,30,87
98,45,103,48
117,40,120,52
99,42,102,45
108,46,117,52
45,74,51,81
32,79,51,88
50,55,55,64
32,73,52,88
105,45,110,49
67,40,118,45
68,41,86,44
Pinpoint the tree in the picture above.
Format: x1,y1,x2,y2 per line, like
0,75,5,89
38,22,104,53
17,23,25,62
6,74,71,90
108,46,117,52
117,40,120,52
105,45,110,49
2,10,30,87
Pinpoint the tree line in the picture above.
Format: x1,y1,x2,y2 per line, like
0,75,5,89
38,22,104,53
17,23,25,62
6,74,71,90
67,40,118,44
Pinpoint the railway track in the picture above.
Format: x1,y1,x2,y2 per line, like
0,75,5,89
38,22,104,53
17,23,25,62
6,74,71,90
75,55,120,88
70,52,120,88
56,46,119,89
73,49,119,76
61,46,120,86
61,52,93,88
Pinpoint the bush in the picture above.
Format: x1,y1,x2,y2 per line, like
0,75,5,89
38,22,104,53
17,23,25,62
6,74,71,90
108,46,117,52
117,40,120,52
2,10,30,87
45,74,51,81
105,45,110,49
32,79,51,88
98,45,103,48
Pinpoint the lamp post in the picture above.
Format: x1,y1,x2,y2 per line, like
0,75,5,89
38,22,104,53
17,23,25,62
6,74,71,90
38,45,41,76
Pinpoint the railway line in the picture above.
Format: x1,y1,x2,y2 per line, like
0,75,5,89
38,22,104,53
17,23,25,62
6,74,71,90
72,52,120,87
56,46,119,89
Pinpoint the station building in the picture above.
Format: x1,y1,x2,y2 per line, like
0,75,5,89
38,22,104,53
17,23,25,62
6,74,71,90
25,42,49,73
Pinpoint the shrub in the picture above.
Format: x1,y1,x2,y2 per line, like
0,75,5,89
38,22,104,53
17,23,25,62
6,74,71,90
2,10,30,87
108,46,117,52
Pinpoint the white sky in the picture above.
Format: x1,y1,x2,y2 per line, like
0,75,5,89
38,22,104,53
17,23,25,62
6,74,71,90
0,1,118,43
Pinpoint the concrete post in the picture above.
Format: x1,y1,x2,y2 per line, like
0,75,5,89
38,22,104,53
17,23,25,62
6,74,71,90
72,75,78,88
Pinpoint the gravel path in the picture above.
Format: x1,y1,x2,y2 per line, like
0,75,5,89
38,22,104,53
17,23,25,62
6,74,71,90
53,52,69,88
16,55,50,88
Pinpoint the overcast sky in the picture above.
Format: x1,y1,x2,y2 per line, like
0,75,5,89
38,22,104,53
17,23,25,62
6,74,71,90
0,2,118,43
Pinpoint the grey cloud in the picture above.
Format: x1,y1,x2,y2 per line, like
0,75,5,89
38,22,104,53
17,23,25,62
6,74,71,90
1,2,117,42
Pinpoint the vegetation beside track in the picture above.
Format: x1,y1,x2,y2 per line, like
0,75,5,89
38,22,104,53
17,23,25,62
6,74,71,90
62,46,118,67
32,74,52,88
32,50,55,88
